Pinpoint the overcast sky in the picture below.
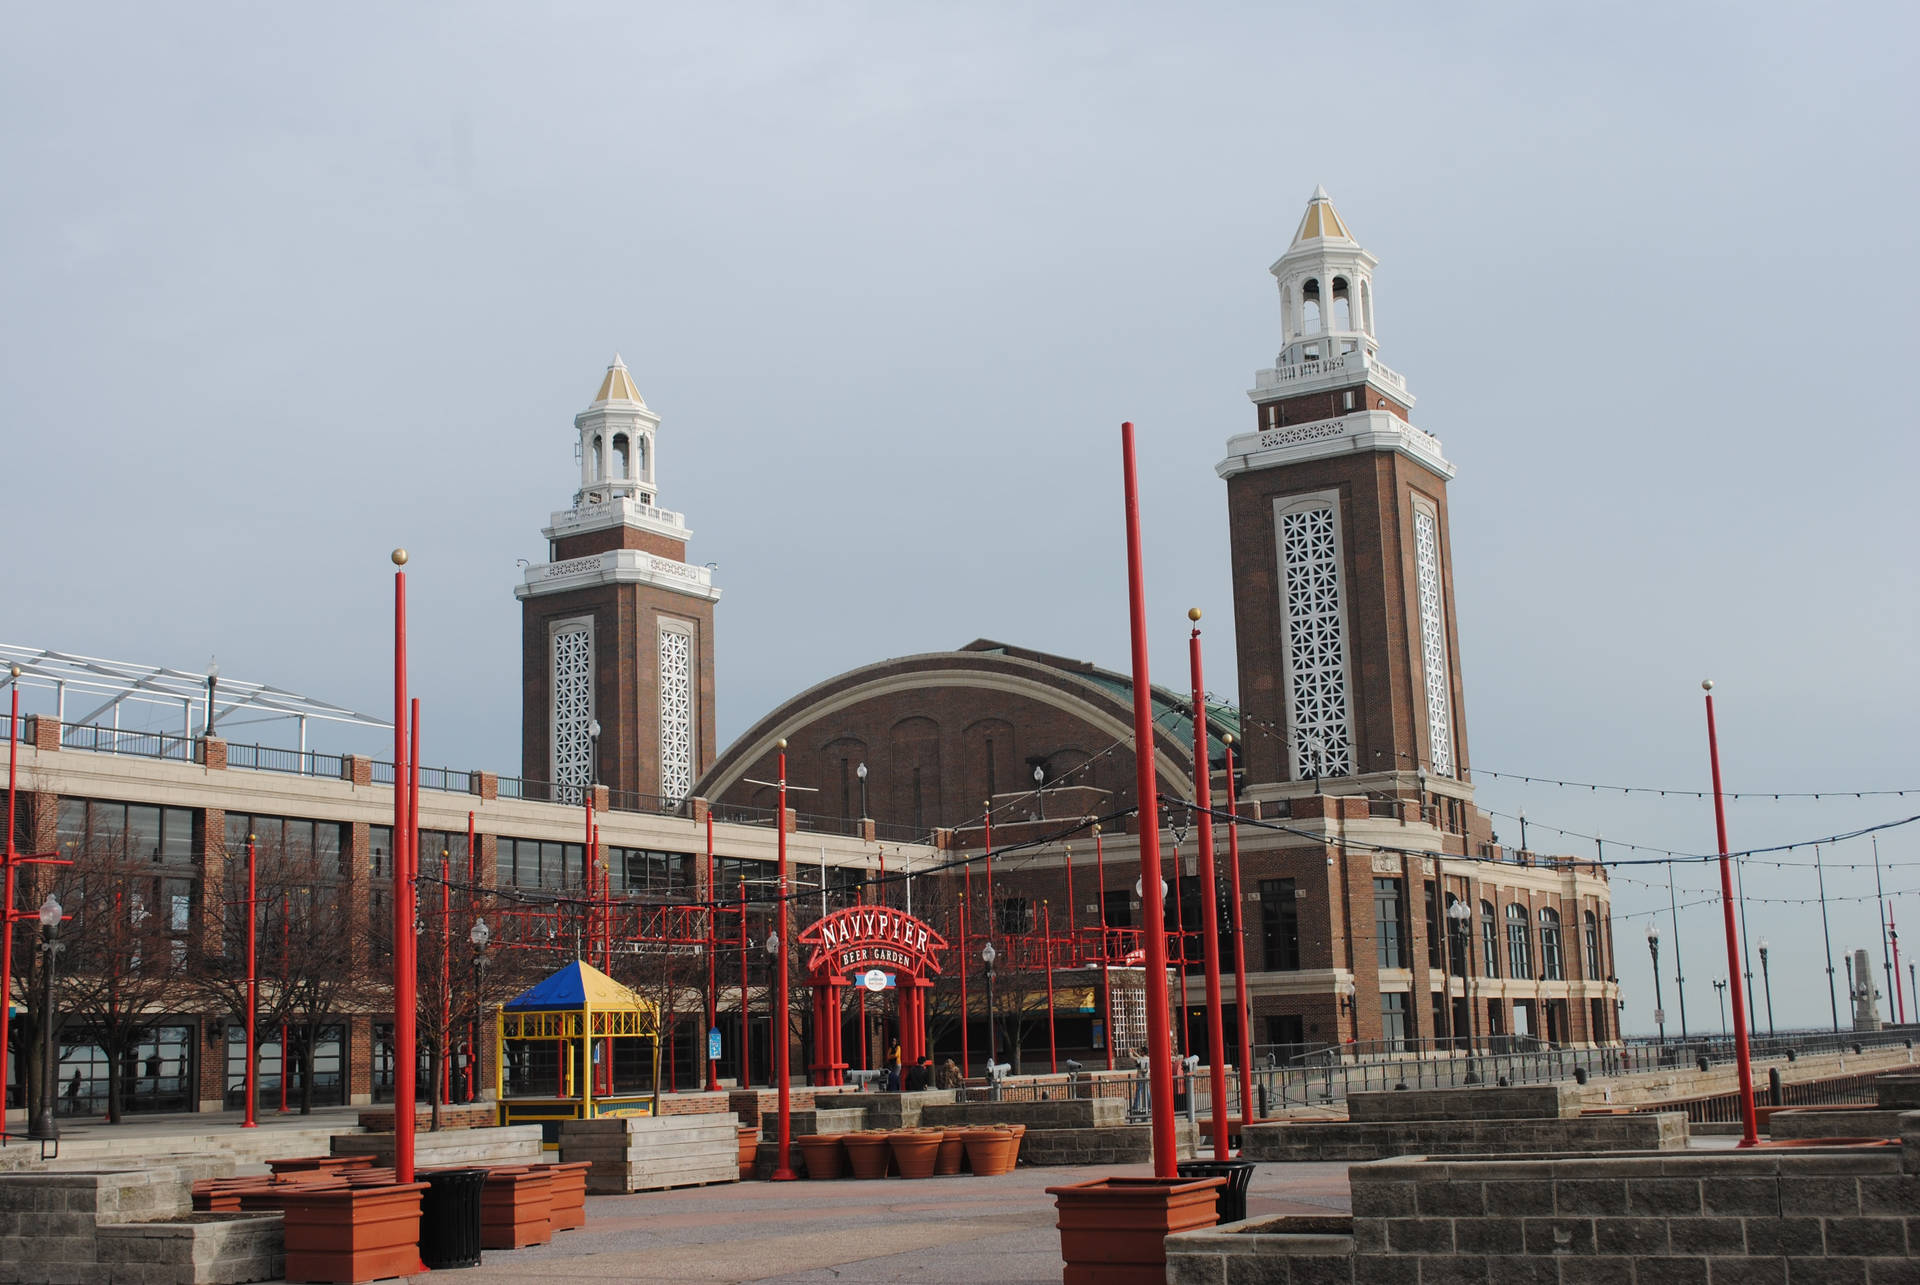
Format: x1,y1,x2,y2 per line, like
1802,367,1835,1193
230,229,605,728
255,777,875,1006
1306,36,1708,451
3,2,1915,1036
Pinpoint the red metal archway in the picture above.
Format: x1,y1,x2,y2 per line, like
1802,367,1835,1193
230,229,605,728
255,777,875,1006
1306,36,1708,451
799,905,947,1085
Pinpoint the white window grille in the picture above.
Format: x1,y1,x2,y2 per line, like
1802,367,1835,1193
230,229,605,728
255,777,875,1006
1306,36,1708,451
1412,507,1454,776
658,623,693,804
550,621,594,804
1277,500,1354,778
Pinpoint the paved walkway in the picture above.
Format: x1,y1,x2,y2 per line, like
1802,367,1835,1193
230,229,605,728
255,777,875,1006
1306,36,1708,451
423,1161,1355,1285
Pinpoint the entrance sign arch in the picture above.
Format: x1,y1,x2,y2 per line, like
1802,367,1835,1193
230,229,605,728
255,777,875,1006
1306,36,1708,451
799,906,947,1085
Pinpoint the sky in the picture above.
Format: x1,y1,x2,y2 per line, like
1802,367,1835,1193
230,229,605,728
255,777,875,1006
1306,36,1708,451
2,2,1915,1037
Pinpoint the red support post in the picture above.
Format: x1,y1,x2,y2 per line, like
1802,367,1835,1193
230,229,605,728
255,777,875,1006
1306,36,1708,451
1120,421,1179,1178
706,811,720,1091
466,811,475,1105
1173,838,1191,1057
1224,738,1254,1131
1703,683,1760,1148
1188,613,1231,1161
440,836,451,1108
959,865,971,1075
1095,824,1113,1070
738,886,750,1088
1044,901,1058,1074
390,551,417,1186
1,677,14,1141
245,835,257,1127
772,741,796,1180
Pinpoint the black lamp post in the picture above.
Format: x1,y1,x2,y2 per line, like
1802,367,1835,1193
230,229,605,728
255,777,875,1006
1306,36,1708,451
1713,979,1728,1040
1647,923,1666,1042
204,657,219,739
982,940,998,1075
28,895,63,1141
855,762,868,820
469,918,490,1101
1032,764,1045,820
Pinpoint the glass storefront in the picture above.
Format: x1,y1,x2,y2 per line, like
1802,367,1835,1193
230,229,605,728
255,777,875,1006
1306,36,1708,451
54,1024,195,1117
226,1022,346,1109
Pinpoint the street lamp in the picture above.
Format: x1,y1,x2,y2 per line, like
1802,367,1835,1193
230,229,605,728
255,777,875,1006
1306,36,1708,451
1647,923,1666,1042
204,657,219,739
1758,939,1775,1038
1713,979,1729,1040
1033,763,1045,820
28,895,62,1141
855,762,867,820
469,919,490,1101
981,940,998,1075
1446,898,1471,1051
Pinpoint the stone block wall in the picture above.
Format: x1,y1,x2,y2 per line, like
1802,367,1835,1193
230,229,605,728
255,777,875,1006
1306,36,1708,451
1347,1083,1581,1122
1242,1111,1686,1161
95,1212,283,1285
0,1168,194,1285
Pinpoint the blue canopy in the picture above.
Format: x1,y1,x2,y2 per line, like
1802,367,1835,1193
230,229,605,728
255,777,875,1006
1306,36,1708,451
502,960,649,1014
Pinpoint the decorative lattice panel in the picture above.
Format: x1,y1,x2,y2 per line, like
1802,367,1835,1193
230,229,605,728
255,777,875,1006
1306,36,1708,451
1279,504,1354,777
1413,509,1453,776
551,624,593,805
658,626,693,803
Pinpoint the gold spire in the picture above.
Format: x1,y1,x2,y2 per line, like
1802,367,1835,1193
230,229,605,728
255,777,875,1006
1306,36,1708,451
593,354,646,406
1291,185,1353,245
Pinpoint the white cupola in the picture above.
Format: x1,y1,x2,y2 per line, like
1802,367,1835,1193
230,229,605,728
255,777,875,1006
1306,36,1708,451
573,355,662,508
1269,187,1380,369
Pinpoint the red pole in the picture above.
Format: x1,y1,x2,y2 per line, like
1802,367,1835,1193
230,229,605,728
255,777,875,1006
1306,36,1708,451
856,886,869,1069
245,835,257,1127
772,741,796,1180
1044,901,1057,1074
440,840,451,1108
466,811,475,1103
983,802,993,940
959,865,971,1075
1188,613,1230,1160
738,886,750,1088
1064,844,1076,959
585,790,596,965
391,550,417,1186
1224,737,1254,1129
1120,421,1178,1177
280,917,290,1114
1703,683,1759,1148
1095,824,1113,1070
706,812,720,1091
1173,837,1191,1058
0,676,12,1137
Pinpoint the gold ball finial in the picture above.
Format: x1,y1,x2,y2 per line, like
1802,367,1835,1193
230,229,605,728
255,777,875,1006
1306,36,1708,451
1188,607,1202,622
391,549,409,566
1092,822,1102,835
7,665,19,680
775,738,787,751
1701,679,1714,692
1223,732,1234,746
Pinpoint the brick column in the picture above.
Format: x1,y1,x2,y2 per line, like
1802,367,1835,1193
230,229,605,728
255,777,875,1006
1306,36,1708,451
198,736,227,770
198,806,228,961
21,716,57,752
345,821,372,977
341,755,373,787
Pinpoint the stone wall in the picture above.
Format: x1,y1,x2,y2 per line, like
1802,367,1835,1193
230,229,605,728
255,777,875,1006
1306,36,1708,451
330,1124,544,1168
0,1168,204,1285
1244,1111,1686,1162
95,1212,283,1285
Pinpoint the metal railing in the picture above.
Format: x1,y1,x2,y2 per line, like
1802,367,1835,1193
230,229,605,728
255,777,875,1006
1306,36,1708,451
1249,1026,1917,1115
225,743,346,778
58,724,195,761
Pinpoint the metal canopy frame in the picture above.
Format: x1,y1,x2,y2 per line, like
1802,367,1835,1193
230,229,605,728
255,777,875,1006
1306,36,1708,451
0,644,389,748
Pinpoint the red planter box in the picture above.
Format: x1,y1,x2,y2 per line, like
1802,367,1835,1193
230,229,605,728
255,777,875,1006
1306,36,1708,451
281,1182,428,1285
535,1161,592,1232
481,1166,554,1250
1046,1174,1225,1285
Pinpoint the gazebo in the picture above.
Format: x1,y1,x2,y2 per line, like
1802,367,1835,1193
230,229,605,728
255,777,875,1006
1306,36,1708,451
494,960,662,1139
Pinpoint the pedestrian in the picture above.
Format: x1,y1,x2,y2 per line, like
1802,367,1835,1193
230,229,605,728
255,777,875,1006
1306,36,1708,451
937,1057,962,1090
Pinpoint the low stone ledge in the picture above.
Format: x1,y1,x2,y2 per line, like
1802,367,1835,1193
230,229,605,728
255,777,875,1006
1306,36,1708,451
96,1211,283,1285
1241,1110,1686,1161
1347,1083,1581,1123
1769,1107,1907,1140
1166,1215,1356,1285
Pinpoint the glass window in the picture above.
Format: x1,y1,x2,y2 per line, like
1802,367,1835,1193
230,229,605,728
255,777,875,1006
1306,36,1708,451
1507,903,1534,979
1481,900,1500,979
995,897,1032,935
160,808,193,863
1374,878,1405,969
1584,911,1601,979
1379,993,1409,1052
1260,878,1299,971
371,825,393,879
126,804,162,861
1539,908,1563,981
1102,889,1132,929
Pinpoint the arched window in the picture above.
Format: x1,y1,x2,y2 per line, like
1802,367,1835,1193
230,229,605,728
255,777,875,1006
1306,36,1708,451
1331,277,1352,330
1506,903,1533,979
612,434,630,478
1539,907,1563,981
1300,278,1322,332
590,434,604,478
1480,900,1500,979
1584,911,1601,978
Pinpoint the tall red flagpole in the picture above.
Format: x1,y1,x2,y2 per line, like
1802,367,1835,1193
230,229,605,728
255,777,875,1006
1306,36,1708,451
1,671,17,1140
1703,681,1759,1148
959,865,971,1075
771,740,796,1180
1223,736,1254,1130
1120,421,1178,1177
390,550,417,1186
244,836,257,1127
1044,900,1058,1074
706,811,720,1091
1187,611,1230,1161
1095,824,1113,1070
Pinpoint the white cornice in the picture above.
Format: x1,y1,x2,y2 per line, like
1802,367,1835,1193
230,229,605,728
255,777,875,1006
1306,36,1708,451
542,496,690,544
1216,410,1455,482
515,550,722,602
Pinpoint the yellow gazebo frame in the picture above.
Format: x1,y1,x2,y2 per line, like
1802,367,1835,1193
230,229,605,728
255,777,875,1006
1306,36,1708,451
493,961,663,1137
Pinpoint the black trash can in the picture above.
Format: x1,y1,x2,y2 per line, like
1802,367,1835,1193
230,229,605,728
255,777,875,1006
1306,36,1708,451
419,1167,487,1270
1177,1159,1257,1225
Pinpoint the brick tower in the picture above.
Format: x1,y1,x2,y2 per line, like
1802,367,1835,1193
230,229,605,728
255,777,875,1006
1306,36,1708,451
517,357,720,803
1219,189,1471,809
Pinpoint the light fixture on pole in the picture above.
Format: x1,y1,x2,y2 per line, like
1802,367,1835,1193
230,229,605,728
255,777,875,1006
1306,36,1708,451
1758,938,1775,1038
204,657,219,740
855,761,867,820
981,940,998,1076
28,895,62,1141
1033,763,1045,820
1447,897,1472,1050
1647,922,1666,1043
1713,979,1729,1039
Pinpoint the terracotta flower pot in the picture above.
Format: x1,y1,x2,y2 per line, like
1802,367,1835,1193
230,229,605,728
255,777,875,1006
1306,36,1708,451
281,1182,429,1284
533,1161,592,1231
738,1124,760,1178
1046,1174,1226,1285
842,1132,892,1180
1004,1124,1026,1168
798,1133,847,1180
481,1166,555,1250
888,1129,941,1180
934,1129,967,1176
962,1128,1014,1177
